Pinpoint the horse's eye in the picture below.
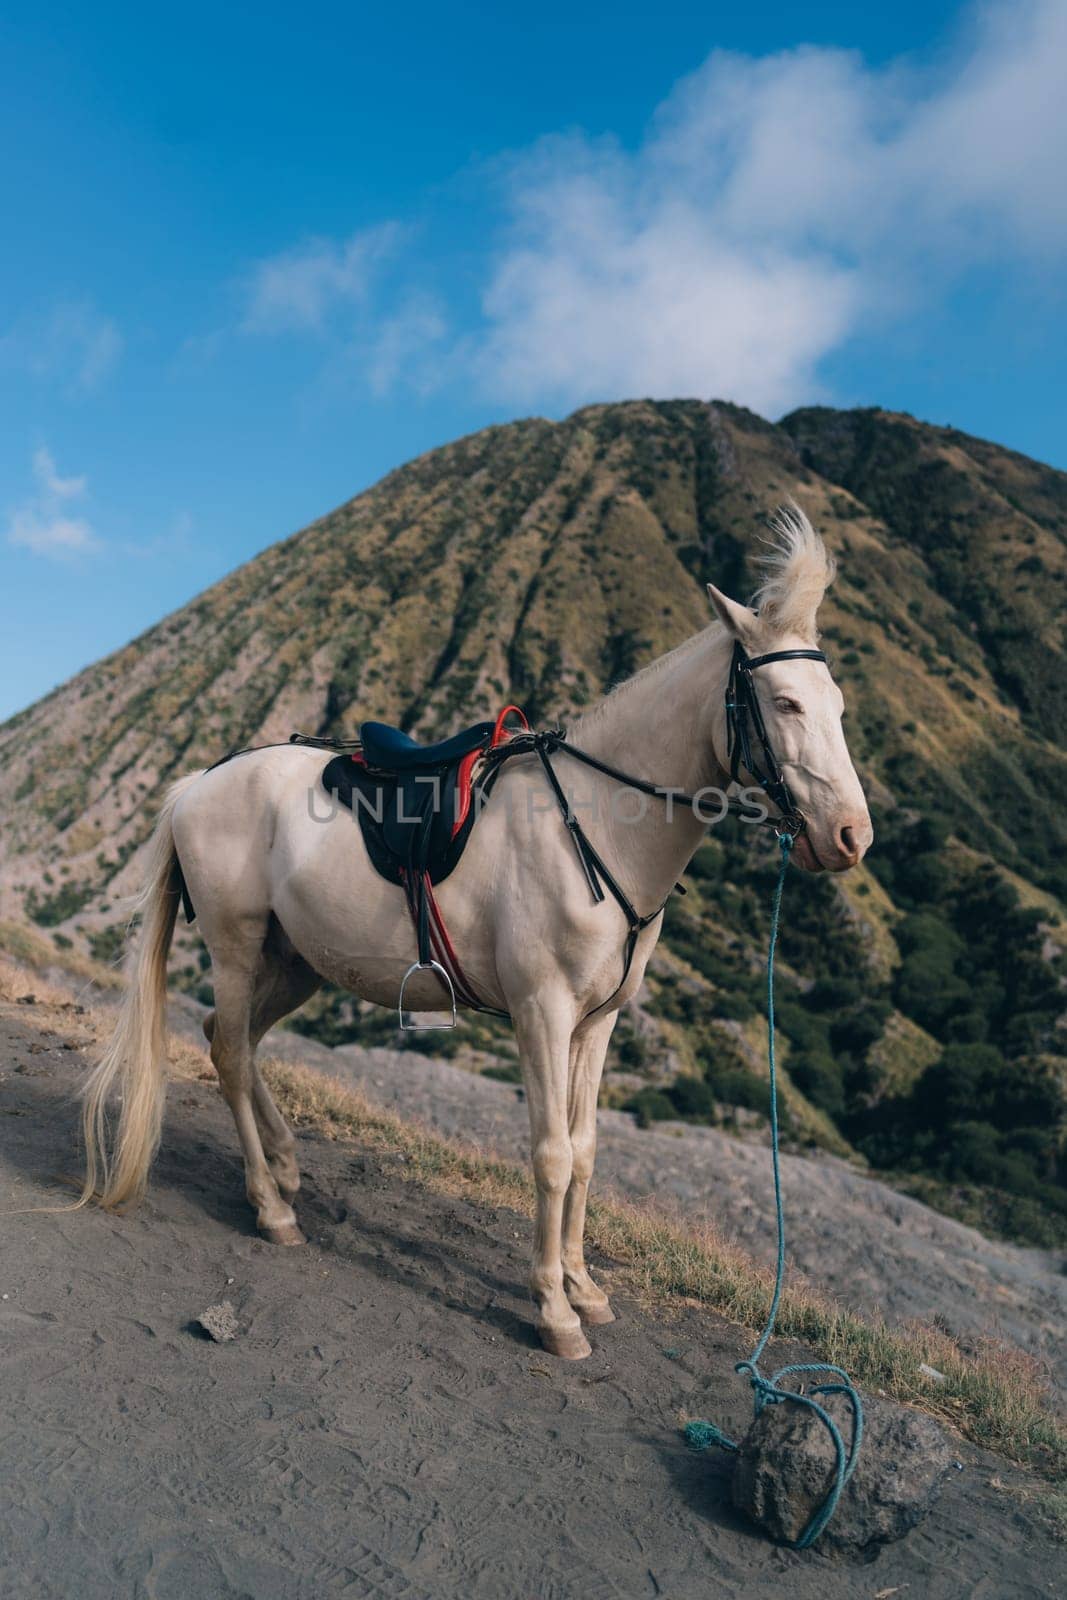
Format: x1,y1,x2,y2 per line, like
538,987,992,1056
774,697,803,715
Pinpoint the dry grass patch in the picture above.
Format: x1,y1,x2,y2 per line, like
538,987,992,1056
0,960,81,1009
0,953,209,1075
256,1055,1066,1484
0,922,123,990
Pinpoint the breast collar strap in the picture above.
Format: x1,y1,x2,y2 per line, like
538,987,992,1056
725,640,827,834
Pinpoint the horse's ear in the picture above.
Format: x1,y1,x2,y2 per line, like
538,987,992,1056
707,583,759,645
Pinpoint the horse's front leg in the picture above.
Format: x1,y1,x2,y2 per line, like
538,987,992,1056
513,995,590,1361
562,1012,617,1326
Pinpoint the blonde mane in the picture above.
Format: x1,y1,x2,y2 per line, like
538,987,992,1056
750,503,835,642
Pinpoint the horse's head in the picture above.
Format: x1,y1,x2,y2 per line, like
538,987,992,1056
706,506,872,873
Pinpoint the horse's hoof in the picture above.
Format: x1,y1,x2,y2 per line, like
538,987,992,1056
260,1221,306,1246
539,1325,592,1361
575,1300,616,1327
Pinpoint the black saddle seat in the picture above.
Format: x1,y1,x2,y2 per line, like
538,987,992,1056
360,719,496,773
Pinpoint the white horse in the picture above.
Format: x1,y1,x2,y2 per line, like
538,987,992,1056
81,508,871,1359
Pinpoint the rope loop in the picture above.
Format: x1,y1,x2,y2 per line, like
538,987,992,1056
683,828,863,1549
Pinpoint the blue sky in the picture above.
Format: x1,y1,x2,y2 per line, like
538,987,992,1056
2,0,1065,720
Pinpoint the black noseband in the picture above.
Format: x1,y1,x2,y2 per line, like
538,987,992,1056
725,641,827,832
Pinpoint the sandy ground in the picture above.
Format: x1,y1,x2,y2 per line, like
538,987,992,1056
1,1002,1064,1600
259,1027,1067,1387
87,985,1067,1389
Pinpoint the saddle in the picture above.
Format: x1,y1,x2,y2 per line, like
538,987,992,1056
317,706,530,1023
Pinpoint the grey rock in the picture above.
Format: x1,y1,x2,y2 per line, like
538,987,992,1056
195,1301,239,1342
731,1390,955,1549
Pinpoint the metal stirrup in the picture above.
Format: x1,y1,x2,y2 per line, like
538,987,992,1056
398,959,459,1030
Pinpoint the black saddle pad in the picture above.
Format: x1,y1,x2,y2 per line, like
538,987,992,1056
322,750,486,887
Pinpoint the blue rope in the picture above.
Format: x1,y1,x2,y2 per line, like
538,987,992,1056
683,832,863,1549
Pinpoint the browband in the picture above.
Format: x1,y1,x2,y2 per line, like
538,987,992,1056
740,649,827,671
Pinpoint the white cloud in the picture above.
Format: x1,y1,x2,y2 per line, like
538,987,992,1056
366,296,449,394
1,301,123,394
895,3,1067,256
475,0,1067,412
480,184,859,416
49,304,122,392
242,223,401,332
9,510,96,556
121,509,195,559
226,2,1067,412
31,446,86,502
7,448,100,558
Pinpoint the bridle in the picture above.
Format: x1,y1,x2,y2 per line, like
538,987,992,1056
724,640,827,838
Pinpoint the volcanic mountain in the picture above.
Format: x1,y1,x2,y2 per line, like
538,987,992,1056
2,399,1064,1240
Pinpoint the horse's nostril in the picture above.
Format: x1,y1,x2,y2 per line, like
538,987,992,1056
839,824,858,860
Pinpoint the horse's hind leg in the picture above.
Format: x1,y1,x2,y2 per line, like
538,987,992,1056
209,930,305,1245
246,924,322,1204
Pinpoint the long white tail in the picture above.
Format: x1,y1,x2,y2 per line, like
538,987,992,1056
81,774,201,1210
